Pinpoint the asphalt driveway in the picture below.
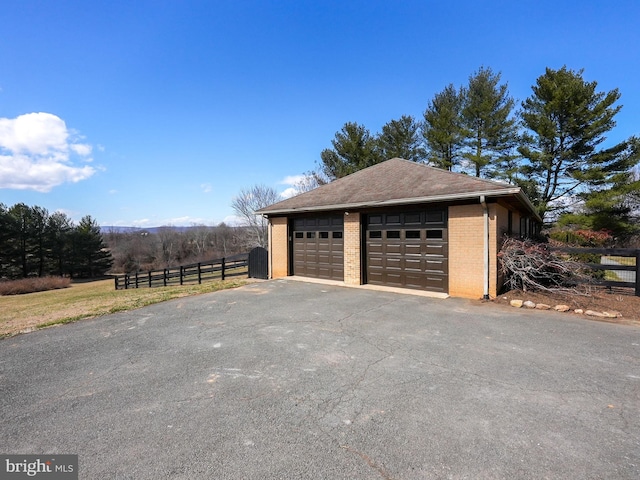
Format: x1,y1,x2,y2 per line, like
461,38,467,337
1,279,639,479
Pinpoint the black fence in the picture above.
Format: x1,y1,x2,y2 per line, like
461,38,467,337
552,247,640,296
114,253,249,290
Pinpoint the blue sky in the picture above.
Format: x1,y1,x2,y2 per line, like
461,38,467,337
1,0,639,227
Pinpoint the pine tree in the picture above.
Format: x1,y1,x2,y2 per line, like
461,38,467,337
422,84,465,171
71,216,113,277
320,122,382,179
461,67,518,178
376,115,425,163
519,66,640,225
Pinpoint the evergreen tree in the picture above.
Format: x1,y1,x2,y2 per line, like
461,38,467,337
30,206,49,277
6,203,36,278
376,115,425,163
320,122,382,179
46,211,73,276
519,66,640,224
461,67,518,178
422,84,465,171
70,215,113,278
0,204,9,276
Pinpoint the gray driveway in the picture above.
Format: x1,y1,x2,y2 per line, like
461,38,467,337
1,280,639,479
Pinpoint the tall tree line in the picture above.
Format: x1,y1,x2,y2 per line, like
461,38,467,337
0,203,113,279
104,223,247,274
316,66,640,237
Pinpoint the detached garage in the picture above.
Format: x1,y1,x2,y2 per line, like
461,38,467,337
258,158,541,299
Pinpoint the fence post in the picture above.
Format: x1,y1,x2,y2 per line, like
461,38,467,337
221,257,226,281
135,272,139,288
114,277,119,290
124,274,129,290
164,269,167,287
180,266,184,285
635,250,640,297
198,263,202,284
148,271,152,288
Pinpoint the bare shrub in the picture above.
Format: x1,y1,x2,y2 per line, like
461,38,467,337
0,276,72,296
498,236,590,293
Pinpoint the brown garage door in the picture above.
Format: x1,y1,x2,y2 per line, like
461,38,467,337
292,216,344,281
366,209,448,292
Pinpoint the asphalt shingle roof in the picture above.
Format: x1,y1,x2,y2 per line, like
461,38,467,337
258,158,536,216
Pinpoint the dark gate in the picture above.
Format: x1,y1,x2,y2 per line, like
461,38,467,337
248,246,269,279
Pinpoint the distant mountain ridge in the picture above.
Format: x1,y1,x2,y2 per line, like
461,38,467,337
100,225,203,234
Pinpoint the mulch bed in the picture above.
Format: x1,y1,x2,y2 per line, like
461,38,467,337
492,286,640,326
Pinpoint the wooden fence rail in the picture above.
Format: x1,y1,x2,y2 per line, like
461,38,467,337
114,253,249,290
551,247,640,296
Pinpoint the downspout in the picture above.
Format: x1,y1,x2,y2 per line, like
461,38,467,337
480,196,490,300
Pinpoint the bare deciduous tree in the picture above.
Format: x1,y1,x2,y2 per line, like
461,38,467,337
231,184,280,248
293,168,330,194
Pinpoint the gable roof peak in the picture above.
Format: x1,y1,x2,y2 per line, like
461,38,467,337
258,157,536,219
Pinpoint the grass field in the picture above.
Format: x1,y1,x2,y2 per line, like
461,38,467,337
0,276,249,338
602,255,637,282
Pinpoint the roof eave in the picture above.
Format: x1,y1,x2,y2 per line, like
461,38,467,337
259,188,539,217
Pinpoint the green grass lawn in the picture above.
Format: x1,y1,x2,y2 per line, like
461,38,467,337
0,276,249,338
602,255,636,282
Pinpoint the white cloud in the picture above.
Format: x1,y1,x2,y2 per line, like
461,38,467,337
278,174,307,199
70,143,92,157
279,174,305,185
280,187,298,199
131,218,152,227
0,112,97,192
200,183,212,193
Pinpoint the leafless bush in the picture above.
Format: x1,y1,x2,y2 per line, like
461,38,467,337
0,276,71,296
498,236,590,293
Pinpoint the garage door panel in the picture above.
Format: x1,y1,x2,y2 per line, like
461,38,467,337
385,244,402,254
366,210,448,293
425,275,447,292
383,272,402,286
425,258,448,274
405,273,425,289
292,216,344,281
404,258,422,272
424,241,446,253
385,257,402,269
369,256,383,268
368,244,384,255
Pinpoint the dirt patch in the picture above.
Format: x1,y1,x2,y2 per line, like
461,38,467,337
493,287,640,326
